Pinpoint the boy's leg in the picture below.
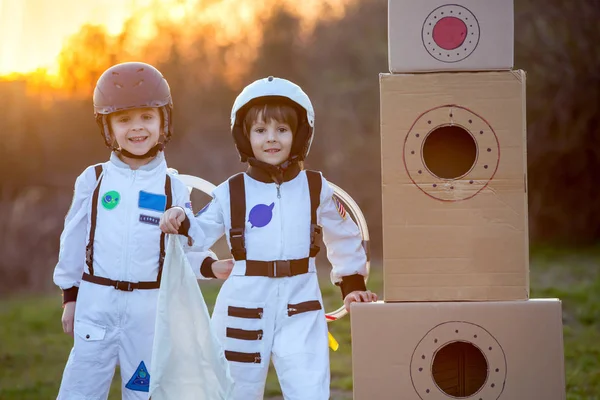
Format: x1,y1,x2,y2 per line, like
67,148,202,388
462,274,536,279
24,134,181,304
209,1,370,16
57,320,117,400
271,274,331,400
211,276,277,400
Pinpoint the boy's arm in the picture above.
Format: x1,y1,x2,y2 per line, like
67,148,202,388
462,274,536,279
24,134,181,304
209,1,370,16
185,250,218,279
170,177,225,279
53,166,97,304
317,174,368,300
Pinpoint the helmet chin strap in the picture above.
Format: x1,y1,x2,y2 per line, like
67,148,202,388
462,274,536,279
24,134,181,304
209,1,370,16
248,155,300,184
116,142,164,160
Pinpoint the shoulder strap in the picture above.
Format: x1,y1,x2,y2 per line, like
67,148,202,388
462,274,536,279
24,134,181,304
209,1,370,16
305,170,322,257
228,173,247,261
94,165,103,180
85,165,104,275
157,174,173,283
165,174,173,209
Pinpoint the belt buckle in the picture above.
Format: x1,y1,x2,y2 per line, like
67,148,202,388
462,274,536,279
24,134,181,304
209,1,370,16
114,280,133,292
274,260,291,277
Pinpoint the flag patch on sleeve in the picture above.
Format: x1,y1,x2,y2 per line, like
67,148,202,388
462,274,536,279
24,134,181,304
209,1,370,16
333,196,346,220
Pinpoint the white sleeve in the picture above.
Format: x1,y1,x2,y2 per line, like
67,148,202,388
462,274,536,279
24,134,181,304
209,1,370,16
184,194,228,279
53,166,97,294
318,174,368,287
184,247,218,280
170,176,218,280
189,194,227,252
170,175,206,252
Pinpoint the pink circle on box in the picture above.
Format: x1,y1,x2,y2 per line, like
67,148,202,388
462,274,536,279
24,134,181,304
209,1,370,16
433,17,467,50
422,4,480,63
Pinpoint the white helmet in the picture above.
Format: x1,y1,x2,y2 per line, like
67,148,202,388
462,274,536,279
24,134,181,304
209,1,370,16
230,76,315,162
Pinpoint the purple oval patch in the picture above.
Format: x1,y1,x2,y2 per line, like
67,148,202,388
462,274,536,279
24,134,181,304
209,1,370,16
249,202,275,228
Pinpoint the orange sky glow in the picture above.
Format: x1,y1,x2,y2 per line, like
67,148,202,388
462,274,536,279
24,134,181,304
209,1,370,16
0,0,348,82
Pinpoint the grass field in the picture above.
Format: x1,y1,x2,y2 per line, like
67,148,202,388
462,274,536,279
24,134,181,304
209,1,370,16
1,246,598,399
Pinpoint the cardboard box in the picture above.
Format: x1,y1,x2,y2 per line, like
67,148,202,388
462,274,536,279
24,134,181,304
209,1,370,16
380,71,529,301
388,0,514,72
351,300,566,400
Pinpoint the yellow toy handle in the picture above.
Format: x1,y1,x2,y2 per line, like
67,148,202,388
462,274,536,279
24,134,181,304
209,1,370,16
328,331,339,351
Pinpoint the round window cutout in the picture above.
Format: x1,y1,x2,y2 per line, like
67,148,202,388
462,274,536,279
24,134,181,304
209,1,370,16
402,104,500,202
422,125,477,179
432,341,488,398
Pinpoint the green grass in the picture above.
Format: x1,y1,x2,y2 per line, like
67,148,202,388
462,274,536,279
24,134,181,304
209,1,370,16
0,270,380,400
1,248,599,399
528,245,600,399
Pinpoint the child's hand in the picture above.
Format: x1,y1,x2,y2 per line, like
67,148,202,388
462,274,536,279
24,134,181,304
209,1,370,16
160,207,186,234
343,290,378,312
62,301,76,337
212,259,234,279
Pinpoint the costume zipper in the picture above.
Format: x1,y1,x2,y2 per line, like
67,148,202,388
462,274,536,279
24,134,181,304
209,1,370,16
287,300,323,316
278,183,284,260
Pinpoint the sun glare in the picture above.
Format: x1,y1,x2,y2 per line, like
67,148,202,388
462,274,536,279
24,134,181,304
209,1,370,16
0,0,349,87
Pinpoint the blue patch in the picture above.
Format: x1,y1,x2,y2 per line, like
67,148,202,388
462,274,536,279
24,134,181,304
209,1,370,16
126,361,150,392
138,191,167,212
139,214,160,226
185,201,193,210
249,202,275,228
195,201,210,217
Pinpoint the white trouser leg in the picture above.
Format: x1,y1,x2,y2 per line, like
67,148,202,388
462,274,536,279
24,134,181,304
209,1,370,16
272,273,330,400
211,276,277,400
56,319,117,400
119,290,157,400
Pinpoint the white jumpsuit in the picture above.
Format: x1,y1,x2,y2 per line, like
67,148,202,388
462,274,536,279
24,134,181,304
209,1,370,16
53,152,212,400
186,169,368,400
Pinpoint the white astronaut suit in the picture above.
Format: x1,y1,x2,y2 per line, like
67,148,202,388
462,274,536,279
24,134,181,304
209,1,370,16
174,76,369,399
53,152,213,400
184,164,368,400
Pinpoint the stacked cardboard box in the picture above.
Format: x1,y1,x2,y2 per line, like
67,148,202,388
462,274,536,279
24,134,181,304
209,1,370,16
351,2,566,399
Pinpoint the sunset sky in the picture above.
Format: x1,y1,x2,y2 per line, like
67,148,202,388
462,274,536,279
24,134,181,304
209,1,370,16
0,0,346,77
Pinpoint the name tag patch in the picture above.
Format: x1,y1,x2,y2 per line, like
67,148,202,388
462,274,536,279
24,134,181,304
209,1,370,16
138,191,167,212
139,214,160,226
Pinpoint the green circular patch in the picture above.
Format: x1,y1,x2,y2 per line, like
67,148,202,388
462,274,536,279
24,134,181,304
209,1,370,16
101,191,120,210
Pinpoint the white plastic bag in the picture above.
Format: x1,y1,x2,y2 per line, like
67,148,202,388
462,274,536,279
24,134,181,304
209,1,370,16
150,235,234,400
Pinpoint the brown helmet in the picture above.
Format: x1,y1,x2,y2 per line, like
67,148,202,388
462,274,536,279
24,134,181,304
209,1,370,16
93,62,173,149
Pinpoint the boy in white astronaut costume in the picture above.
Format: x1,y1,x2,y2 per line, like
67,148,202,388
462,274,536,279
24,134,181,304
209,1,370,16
161,76,378,399
53,62,226,400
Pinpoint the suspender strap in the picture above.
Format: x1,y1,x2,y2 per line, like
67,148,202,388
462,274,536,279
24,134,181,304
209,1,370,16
227,171,322,262
85,165,104,275
228,173,247,261
157,174,172,283
305,170,322,257
85,166,171,289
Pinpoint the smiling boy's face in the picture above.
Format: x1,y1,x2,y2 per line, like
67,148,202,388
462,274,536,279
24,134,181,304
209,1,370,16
244,103,298,166
108,107,162,157
248,111,294,166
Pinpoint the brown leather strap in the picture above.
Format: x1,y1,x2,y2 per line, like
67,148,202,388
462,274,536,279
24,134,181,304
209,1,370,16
226,328,264,341
157,174,172,283
228,173,246,261
82,272,160,291
305,170,322,257
85,170,171,289
224,350,261,364
85,165,104,275
244,258,309,278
